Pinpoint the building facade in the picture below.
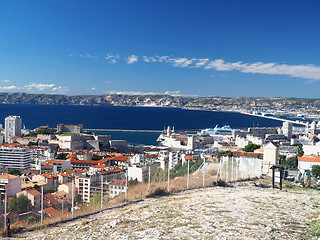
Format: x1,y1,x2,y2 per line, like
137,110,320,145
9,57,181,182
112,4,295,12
5,116,22,143
0,146,31,169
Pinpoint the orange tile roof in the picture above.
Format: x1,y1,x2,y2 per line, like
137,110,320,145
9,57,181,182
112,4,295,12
0,173,19,180
44,207,61,217
0,143,23,147
110,156,129,161
71,159,101,164
91,164,106,169
107,168,124,173
233,150,263,159
26,188,41,196
110,179,125,186
299,156,320,162
56,191,68,196
46,160,65,163
6,212,19,218
42,173,53,179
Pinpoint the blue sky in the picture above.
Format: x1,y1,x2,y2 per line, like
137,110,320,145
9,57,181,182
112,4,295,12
1,0,320,98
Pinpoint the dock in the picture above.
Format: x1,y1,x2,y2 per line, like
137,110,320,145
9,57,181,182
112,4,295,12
84,129,199,133
240,112,307,126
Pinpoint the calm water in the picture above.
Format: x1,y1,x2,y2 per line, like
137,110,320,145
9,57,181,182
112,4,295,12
0,104,283,145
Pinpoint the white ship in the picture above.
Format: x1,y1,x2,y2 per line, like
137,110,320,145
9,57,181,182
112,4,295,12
197,125,234,140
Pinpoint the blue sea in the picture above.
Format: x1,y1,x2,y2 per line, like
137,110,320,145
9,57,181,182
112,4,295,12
0,104,284,145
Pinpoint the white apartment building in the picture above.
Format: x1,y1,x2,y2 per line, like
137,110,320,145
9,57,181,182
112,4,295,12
109,179,126,199
5,115,22,143
0,146,31,169
76,176,91,203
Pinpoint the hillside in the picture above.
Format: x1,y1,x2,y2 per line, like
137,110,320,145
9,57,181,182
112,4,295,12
19,182,320,239
0,92,320,112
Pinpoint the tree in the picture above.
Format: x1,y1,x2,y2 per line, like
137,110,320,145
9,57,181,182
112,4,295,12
8,194,32,213
75,194,82,204
33,184,40,191
217,150,233,160
279,156,298,170
26,216,37,224
8,169,21,176
296,144,304,157
36,129,53,135
243,143,261,152
27,141,38,146
90,193,101,207
57,153,68,160
311,165,320,179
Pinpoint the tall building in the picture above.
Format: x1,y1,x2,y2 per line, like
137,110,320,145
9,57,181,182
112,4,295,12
282,121,293,139
5,115,22,143
0,146,31,169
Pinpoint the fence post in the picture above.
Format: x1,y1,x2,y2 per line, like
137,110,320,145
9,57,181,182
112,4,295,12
41,186,43,225
203,158,205,187
148,166,151,195
168,162,170,193
236,159,238,181
4,193,7,231
220,159,222,181
187,159,190,189
125,169,128,202
231,158,234,182
62,199,64,217
101,175,103,210
72,179,74,218
226,157,229,183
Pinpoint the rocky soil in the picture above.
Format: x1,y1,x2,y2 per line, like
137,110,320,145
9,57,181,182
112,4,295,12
16,182,320,239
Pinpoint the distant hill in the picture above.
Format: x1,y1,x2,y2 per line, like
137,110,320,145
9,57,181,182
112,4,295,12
0,92,320,112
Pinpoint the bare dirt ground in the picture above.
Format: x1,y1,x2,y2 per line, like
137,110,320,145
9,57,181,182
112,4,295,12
14,180,320,240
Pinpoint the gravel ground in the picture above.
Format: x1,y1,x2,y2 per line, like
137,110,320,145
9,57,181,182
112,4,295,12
15,182,320,240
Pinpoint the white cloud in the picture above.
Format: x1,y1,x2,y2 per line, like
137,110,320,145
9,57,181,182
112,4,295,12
1,80,10,83
51,86,69,94
104,81,111,84
204,59,320,81
80,54,99,60
0,85,19,91
127,55,138,64
25,83,55,91
73,52,320,82
91,87,96,90
194,59,209,68
142,56,157,63
24,82,69,94
105,54,119,64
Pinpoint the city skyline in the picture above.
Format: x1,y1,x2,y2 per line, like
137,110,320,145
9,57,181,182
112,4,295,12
1,1,320,98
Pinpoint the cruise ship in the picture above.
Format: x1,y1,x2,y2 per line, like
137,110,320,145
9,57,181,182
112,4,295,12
197,125,234,140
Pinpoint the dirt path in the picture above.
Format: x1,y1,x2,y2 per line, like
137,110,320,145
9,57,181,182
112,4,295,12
16,182,320,239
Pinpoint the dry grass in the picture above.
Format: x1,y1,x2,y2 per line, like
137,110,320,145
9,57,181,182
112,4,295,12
16,167,245,233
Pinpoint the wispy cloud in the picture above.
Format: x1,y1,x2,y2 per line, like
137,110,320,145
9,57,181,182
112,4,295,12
23,82,69,94
127,55,138,64
0,85,20,91
25,82,55,91
74,52,320,82
91,87,96,90
105,54,119,64
80,54,99,60
1,80,10,83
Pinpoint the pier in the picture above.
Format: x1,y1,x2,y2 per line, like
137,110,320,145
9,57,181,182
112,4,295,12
84,129,199,133
240,112,307,126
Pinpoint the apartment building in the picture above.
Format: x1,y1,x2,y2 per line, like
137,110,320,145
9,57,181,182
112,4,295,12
0,146,31,169
5,115,22,143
